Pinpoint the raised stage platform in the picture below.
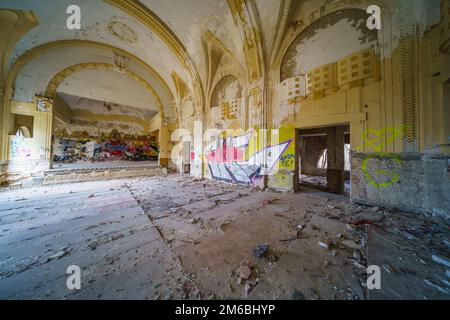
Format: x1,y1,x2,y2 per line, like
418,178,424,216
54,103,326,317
43,161,166,185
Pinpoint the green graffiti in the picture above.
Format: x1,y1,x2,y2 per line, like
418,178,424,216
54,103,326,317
361,153,401,188
363,127,402,152
359,126,408,188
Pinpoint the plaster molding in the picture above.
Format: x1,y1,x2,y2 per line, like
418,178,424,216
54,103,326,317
227,0,265,84
103,0,204,109
0,9,38,161
202,31,246,96
268,0,292,67
5,40,174,105
272,0,391,74
0,9,38,81
45,62,164,116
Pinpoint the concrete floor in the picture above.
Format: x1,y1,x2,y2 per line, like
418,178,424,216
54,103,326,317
51,160,159,170
0,174,449,300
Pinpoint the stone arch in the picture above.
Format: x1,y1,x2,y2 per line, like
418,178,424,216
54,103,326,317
274,1,391,78
4,40,175,114
280,8,379,81
44,62,164,116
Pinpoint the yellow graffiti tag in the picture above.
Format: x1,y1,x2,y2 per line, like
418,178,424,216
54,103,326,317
360,126,405,188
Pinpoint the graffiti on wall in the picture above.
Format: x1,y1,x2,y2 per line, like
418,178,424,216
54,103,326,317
205,130,294,184
10,137,32,159
53,137,159,163
360,127,404,188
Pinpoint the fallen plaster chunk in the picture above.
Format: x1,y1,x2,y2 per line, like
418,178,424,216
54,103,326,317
187,217,200,224
47,247,71,262
244,281,256,296
341,240,363,250
236,265,252,280
318,239,331,250
267,204,292,213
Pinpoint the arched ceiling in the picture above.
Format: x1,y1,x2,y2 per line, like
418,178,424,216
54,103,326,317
57,69,159,112
10,43,174,119
0,9,37,78
0,0,314,118
142,0,246,84
253,0,284,59
3,0,186,91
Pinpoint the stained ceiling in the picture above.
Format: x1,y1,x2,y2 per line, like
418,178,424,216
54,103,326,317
57,69,159,112
0,0,286,120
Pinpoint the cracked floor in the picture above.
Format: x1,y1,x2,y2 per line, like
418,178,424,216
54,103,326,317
0,174,449,300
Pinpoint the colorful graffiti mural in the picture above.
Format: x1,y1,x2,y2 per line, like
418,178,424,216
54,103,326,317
53,138,159,163
10,137,33,159
205,129,295,184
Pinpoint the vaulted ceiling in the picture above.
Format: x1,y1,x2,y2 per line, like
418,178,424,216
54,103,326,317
4,0,425,123
1,0,288,122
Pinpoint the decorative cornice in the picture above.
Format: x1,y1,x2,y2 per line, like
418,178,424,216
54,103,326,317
103,0,204,107
268,0,291,67
45,62,164,115
5,40,174,104
227,0,264,83
0,9,38,81
202,31,245,93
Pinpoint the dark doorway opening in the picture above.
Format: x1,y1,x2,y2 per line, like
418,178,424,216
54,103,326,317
296,125,350,195
182,141,191,174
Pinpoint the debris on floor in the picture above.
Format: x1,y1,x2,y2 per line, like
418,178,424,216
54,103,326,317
0,174,448,300
252,244,269,258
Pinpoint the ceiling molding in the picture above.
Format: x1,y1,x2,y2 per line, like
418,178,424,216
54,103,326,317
45,62,164,116
268,0,292,68
171,71,188,103
5,39,174,105
202,31,245,96
0,9,38,83
103,0,204,108
227,0,265,83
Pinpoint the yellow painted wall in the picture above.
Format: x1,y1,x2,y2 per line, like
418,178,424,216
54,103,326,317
8,100,53,162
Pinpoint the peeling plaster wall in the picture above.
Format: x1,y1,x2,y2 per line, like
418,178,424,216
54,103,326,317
209,75,243,129
4,100,53,185
3,0,185,94
348,5,449,216
179,98,195,133
58,69,160,112
54,95,155,138
2,0,449,207
281,9,377,80
145,0,245,85
268,8,380,194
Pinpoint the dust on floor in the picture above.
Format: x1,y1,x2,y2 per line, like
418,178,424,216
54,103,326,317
0,174,449,299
